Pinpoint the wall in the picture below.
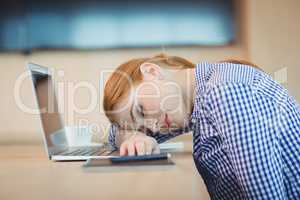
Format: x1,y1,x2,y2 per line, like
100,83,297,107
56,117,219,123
247,0,300,100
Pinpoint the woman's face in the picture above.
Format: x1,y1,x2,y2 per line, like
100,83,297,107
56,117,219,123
113,63,192,134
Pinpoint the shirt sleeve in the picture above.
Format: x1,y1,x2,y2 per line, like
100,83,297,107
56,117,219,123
108,123,119,148
108,122,192,148
207,83,286,199
146,124,192,144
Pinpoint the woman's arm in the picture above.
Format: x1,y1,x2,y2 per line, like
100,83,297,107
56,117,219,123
206,83,287,199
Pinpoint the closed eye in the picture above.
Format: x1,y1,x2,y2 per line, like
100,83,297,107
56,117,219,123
138,105,145,117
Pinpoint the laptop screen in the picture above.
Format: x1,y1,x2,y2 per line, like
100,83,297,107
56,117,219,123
31,69,67,152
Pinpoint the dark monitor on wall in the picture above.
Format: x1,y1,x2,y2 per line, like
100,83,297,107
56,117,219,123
0,0,236,51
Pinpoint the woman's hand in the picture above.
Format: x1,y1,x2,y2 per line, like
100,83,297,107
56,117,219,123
119,133,160,156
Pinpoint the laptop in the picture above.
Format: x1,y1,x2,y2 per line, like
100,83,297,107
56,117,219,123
28,62,118,161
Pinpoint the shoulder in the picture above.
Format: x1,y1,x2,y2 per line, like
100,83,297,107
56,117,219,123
192,62,260,118
196,62,261,89
193,62,262,107
192,62,291,118
194,62,290,104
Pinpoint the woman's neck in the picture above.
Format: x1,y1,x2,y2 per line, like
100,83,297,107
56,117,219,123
172,68,196,115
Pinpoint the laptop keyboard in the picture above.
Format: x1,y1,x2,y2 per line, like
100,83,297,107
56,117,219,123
60,146,115,156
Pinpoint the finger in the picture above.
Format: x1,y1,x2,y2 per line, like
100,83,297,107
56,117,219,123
128,142,136,156
152,145,161,154
120,142,128,156
135,141,146,156
145,141,153,155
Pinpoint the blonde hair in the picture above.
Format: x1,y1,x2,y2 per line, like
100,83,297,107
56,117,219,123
103,53,259,123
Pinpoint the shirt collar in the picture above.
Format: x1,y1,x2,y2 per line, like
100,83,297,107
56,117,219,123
194,62,212,95
191,62,213,118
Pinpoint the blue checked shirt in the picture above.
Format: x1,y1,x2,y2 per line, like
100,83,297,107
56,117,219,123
108,62,300,200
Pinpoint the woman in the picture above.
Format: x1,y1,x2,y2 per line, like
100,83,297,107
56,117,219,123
103,54,300,199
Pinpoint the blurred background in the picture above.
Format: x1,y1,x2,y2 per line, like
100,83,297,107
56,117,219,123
0,0,299,144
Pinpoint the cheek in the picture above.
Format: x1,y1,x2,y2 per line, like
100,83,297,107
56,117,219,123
160,83,183,111
138,84,162,115
142,99,161,115
161,92,183,112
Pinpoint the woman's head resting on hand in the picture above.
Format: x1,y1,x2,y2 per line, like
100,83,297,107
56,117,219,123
103,53,196,134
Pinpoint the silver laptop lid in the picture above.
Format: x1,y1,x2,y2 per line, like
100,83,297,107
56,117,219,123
28,63,68,158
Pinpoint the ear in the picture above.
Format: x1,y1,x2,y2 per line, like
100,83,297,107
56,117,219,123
140,62,164,80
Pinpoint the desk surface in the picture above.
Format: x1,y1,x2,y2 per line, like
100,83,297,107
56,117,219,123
0,144,210,200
